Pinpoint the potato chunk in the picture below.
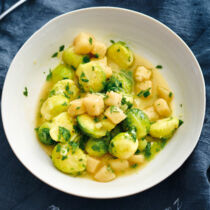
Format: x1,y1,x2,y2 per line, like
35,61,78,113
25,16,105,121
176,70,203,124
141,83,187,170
129,154,145,164
104,106,126,124
109,159,129,172
135,80,152,96
134,66,152,82
83,94,104,116
68,99,86,117
154,98,171,117
73,32,95,54
143,106,159,122
157,86,173,101
86,156,101,173
104,91,122,107
91,41,107,58
94,165,116,182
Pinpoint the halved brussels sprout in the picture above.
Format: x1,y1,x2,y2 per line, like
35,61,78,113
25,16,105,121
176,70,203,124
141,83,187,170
105,72,133,94
50,112,77,142
49,79,79,101
77,114,115,138
109,132,138,159
37,122,55,145
62,47,84,69
149,117,179,139
52,143,87,176
123,108,150,139
85,138,108,157
41,95,69,120
76,61,106,92
51,64,74,83
107,41,134,68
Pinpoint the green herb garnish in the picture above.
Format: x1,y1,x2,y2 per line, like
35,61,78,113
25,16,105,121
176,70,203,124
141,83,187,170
156,65,162,69
52,52,58,58
23,87,28,97
137,88,151,98
110,40,115,44
59,45,65,52
169,92,173,98
58,127,70,142
144,142,151,158
89,37,93,45
83,55,90,63
46,69,52,81
94,53,99,58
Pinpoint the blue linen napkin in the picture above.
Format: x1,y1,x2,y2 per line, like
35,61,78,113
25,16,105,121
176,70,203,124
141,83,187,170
0,0,209,209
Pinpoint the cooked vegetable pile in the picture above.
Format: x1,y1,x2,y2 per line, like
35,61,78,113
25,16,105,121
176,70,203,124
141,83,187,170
36,32,183,182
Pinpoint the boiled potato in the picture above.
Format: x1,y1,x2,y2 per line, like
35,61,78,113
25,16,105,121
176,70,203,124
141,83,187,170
91,41,107,58
154,98,171,117
135,80,152,97
83,94,104,116
143,106,159,122
73,32,95,54
134,66,152,82
104,91,122,107
94,165,116,182
157,86,173,101
86,156,101,173
109,159,129,172
68,99,86,117
104,106,126,124
129,154,145,164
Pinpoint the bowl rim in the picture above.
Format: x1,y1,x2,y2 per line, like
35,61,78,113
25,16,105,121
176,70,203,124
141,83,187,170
1,6,206,199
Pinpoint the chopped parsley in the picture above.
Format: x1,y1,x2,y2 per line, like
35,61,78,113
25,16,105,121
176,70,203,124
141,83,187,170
64,92,70,99
92,66,95,71
135,149,141,155
110,106,119,113
117,48,120,52
69,141,79,154
58,127,70,142
59,45,65,52
81,78,89,82
56,144,61,152
76,106,80,110
71,65,76,71
137,88,151,98
169,92,173,98
156,65,163,69
107,166,114,173
62,102,68,106
180,104,183,107
61,156,67,160
94,117,99,122
144,142,151,158
46,69,52,81
23,87,28,97
110,40,115,44
49,89,55,97
51,52,58,58
131,163,138,168
89,37,93,45
65,83,73,95
94,53,99,58
178,119,184,127
121,97,133,109
82,55,90,63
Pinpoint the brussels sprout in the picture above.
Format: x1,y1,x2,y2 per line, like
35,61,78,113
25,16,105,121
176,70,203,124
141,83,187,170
51,64,74,83
52,143,87,176
37,122,55,145
109,132,138,159
107,41,134,68
77,114,115,138
123,110,148,137
123,108,150,139
85,138,108,157
41,95,69,120
49,79,79,101
62,47,84,69
50,112,77,142
76,61,106,92
105,72,132,94
149,117,179,139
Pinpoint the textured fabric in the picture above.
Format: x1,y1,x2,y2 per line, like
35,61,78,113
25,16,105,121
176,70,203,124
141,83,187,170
0,0,210,209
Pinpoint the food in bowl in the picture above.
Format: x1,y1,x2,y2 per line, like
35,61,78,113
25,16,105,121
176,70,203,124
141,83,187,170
36,32,183,182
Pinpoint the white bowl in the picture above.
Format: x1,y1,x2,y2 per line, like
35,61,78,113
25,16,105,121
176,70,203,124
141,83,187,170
1,7,205,198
